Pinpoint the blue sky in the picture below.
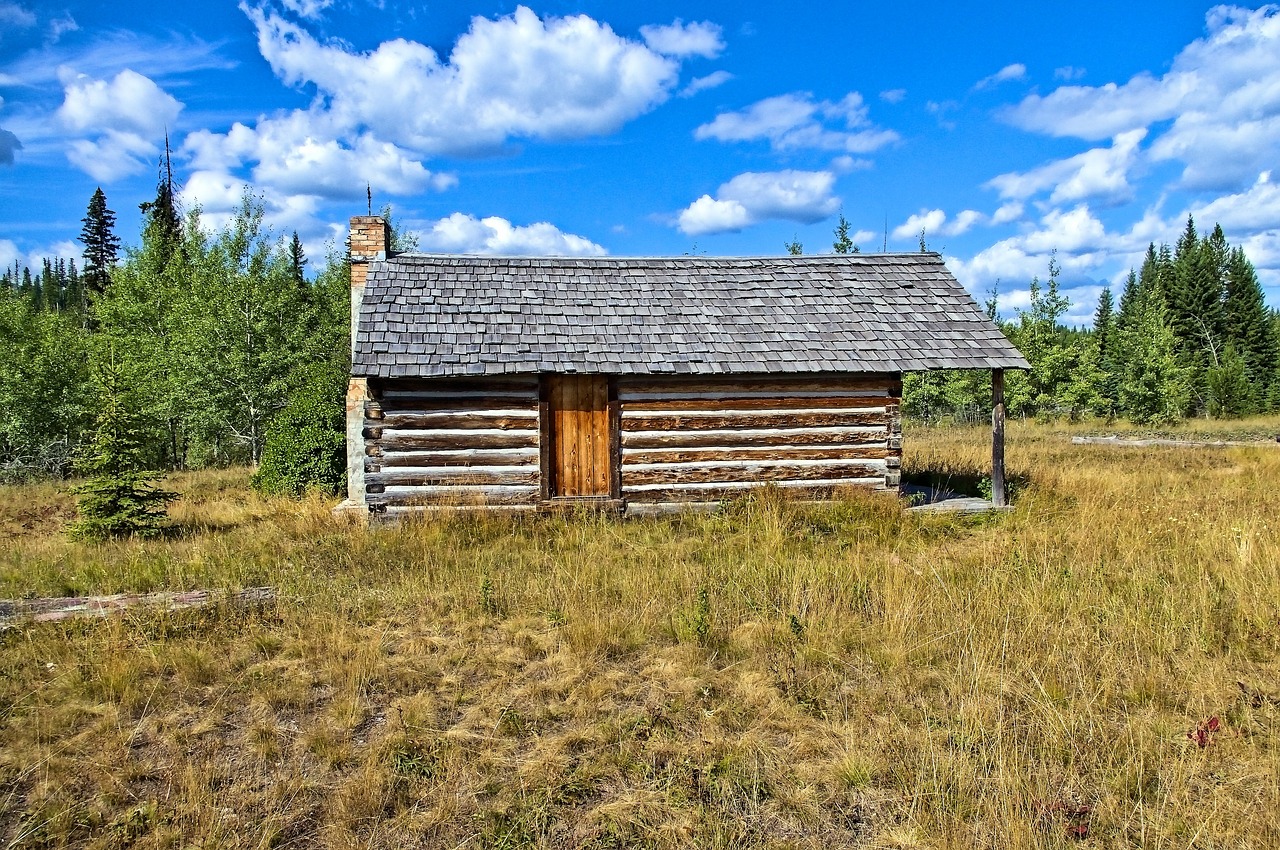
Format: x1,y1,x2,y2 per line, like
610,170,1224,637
2,1,1279,324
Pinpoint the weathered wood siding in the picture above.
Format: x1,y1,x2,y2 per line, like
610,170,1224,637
618,374,902,505
362,377,541,509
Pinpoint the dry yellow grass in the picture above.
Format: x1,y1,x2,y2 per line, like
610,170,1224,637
1,419,1278,848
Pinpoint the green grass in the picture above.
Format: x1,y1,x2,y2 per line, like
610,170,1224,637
1,419,1279,848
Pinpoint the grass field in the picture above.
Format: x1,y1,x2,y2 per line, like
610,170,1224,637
1,419,1278,849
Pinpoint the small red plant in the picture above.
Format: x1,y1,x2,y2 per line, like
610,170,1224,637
1034,800,1092,840
1187,716,1221,748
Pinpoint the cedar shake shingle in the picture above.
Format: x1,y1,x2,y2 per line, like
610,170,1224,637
352,254,1028,378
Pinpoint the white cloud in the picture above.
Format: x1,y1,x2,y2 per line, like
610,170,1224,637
892,209,945,241
639,19,724,58
48,13,77,42
892,208,986,240
1054,66,1086,81
694,91,898,153
0,2,34,30
676,169,839,236
187,112,456,201
985,128,1146,205
57,68,182,136
243,4,682,154
66,130,158,182
1001,6,1280,192
0,238,79,274
56,68,183,180
679,70,732,97
417,213,607,256
879,88,906,104
280,0,333,19
991,200,1024,225
1188,171,1280,233
974,63,1027,90
830,155,872,173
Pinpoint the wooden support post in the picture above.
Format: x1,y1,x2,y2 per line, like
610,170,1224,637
991,369,1007,507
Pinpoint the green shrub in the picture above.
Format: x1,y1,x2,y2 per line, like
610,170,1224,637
251,363,346,497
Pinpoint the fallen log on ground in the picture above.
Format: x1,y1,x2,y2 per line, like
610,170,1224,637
1070,435,1279,448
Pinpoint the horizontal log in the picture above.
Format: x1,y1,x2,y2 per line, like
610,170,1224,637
623,411,887,431
366,485,541,507
376,411,537,430
371,377,538,396
622,427,886,450
375,448,539,467
368,467,540,487
365,403,384,420
622,446,892,464
617,376,895,396
375,395,537,413
378,431,540,451
623,479,886,504
623,460,888,487
622,396,897,412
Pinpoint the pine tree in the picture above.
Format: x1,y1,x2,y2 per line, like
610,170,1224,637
832,213,856,254
69,358,175,540
785,238,803,255
80,187,121,296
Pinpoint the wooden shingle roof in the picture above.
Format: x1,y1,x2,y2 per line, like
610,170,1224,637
352,253,1028,378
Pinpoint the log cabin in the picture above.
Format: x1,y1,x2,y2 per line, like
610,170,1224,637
341,216,1028,517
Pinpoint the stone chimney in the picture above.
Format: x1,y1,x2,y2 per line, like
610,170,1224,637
343,215,391,515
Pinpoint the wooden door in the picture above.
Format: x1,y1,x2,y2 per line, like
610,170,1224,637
545,375,615,498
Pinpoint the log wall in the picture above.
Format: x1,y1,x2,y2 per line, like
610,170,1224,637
362,377,542,509
618,374,902,506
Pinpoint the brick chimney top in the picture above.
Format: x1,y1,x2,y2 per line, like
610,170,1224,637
349,216,390,263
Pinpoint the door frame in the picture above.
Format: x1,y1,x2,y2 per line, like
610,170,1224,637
538,374,620,502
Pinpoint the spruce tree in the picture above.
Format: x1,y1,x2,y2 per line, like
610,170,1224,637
1223,247,1278,399
289,231,308,288
1093,286,1117,414
80,187,120,296
69,358,175,540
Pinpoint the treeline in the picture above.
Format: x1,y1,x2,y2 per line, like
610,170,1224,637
905,220,1280,424
3,190,1277,487
0,170,352,488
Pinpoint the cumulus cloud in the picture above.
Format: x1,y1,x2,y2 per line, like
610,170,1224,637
892,208,986,241
639,19,724,58
0,127,21,164
1054,65,1086,81
187,112,456,201
694,91,898,153
879,88,906,104
417,213,607,256
242,4,682,154
676,170,839,236
679,70,732,97
1001,6,1280,191
985,128,1146,205
179,4,714,234
56,68,183,181
974,63,1027,90
58,68,182,136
